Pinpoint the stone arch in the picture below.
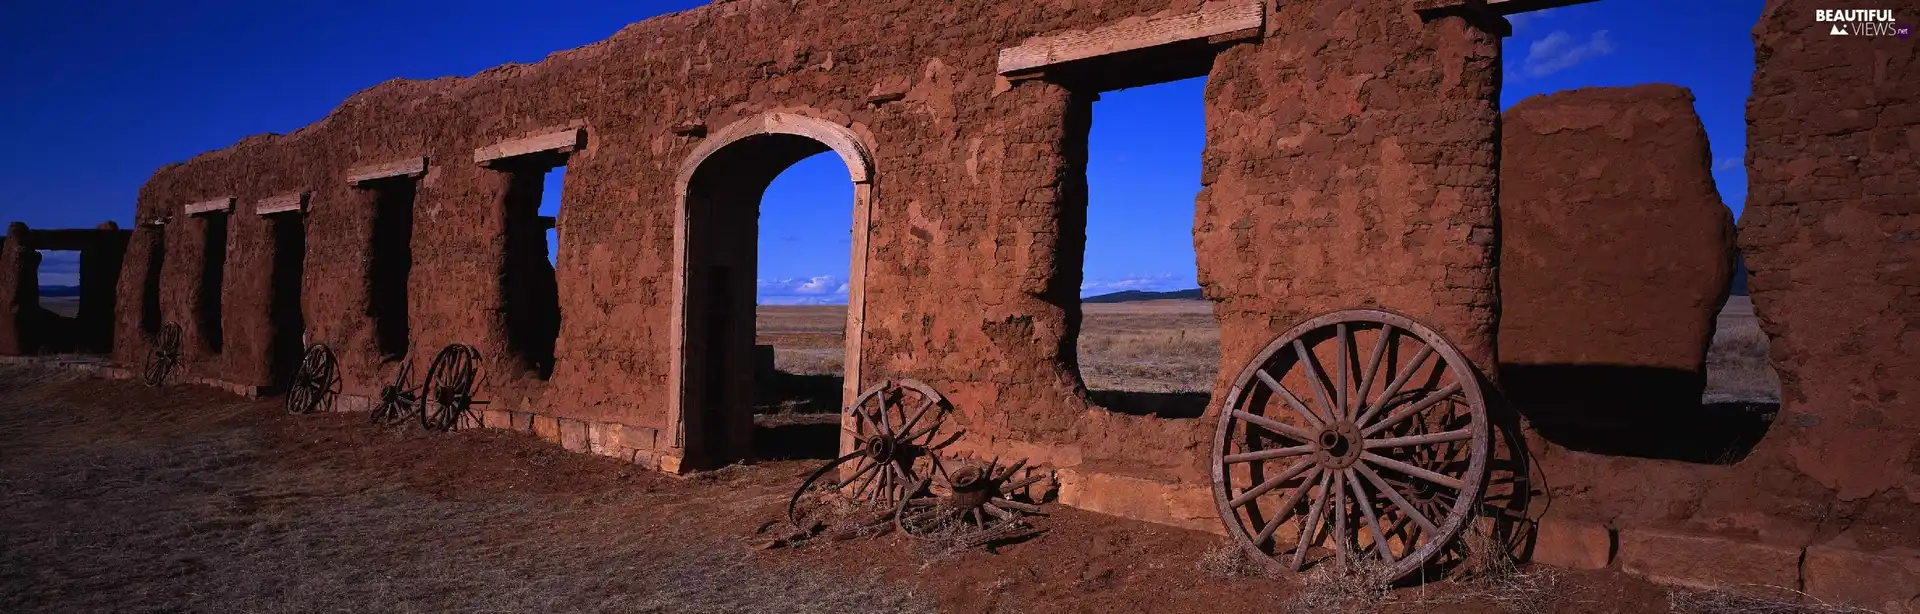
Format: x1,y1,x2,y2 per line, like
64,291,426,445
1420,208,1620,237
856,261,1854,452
665,112,875,471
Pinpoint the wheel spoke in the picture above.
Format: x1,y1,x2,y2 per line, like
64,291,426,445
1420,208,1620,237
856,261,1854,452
997,458,1028,482
1363,429,1474,450
1332,471,1349,570
1335,324,1349,420
1291,470,1333,571
1223,445,1316,465
1361,382,1464,437
1255,370,1324,428
1229,456,1315,509
1346,469,1397,564
982,503,1014,520
1251,467,1322,546
1291,340,1337,424
1001,473,1049,494
991,498,1043,514
897,396,938,439
1361,452,1464,491
1355,326,1391,419
1354,462,1439,535
1230,410,1315,444
1356,345,1433,426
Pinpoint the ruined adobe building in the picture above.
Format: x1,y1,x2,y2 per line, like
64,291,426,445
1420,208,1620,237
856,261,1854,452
1,0,1915,605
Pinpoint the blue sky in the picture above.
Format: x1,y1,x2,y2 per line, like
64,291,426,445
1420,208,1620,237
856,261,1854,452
2,1,1761,295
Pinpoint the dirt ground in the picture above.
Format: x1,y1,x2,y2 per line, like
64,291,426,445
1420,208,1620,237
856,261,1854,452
0,361,1723,613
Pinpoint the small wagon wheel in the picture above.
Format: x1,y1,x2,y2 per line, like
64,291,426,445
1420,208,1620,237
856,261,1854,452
284,343,341,415
1211,308,1490,582
894,456,1050,546
786,379,955,528
142,322,182,387
419,344,480,432
369,358,416,427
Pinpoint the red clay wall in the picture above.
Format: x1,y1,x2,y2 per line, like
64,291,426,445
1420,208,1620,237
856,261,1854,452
1498,84,1736,444
106,0,1506,529
1741,0,1920,503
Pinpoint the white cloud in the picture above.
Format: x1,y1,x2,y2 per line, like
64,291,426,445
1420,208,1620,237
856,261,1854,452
1505,9,1553,33
758,275,851,305
1522,30,1614,78
1713,157,1742,171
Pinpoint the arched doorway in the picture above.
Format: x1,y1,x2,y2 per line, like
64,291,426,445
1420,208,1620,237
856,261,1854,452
668,113,874,471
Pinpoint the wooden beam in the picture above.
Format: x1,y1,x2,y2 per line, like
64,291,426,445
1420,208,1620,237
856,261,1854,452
996,1,1263,76
184,197,234,216
255,192,308,216
346,157,427,185
473,128,586,166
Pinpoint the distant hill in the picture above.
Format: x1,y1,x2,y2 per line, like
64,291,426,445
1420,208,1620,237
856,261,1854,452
1083,288,1202,303
38,285,81,297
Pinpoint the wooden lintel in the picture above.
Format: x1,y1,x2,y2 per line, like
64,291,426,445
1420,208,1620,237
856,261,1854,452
474,128,586,166
184,197,234,216
996,1,1264,76
346,157,428,185
255,192,309,216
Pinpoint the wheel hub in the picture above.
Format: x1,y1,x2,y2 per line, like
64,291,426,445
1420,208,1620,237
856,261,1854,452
864,436,897,462
1316,421,1364,469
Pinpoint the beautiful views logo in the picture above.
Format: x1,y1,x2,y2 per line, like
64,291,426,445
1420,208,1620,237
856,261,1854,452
1816,9,1911,37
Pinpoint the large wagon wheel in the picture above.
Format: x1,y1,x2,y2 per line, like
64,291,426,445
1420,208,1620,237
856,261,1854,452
284,343,341,415
369,358,417,427
1211,308,1490,582
142,322,182,387
786,379,954,529
418,344,480,432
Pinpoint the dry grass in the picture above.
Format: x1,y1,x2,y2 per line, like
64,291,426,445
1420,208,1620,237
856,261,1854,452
1196,541,1271,579
1668,586,1883,614
0,363,933,614
1704,297,1781,404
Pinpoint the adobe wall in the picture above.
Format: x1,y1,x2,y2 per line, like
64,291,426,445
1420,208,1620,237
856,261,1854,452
98,0,1507,530
1741,0,1920,503
1498,84,1737,445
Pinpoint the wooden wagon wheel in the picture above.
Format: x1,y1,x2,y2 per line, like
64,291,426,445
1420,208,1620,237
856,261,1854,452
786,379,955,529
142,322,182,387
1211,308,1490,582
894,456,1051,546
283,344,341,414
369,358,417,427
419,344,480,432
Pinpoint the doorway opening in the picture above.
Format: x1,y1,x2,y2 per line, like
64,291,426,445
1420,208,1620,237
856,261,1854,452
363,180,416,360
674,116,871,468
32,250,82,353
267,213,306,386
1070,76,1215,420
194,214,228,353
493,156,566,379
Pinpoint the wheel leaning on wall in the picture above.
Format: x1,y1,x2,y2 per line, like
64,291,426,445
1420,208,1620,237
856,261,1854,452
1210,308,1491,582
142,322,182,387
284,343,341,415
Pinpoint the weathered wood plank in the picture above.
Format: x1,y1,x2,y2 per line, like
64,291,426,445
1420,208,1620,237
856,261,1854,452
345,157,427,185
473,128,586,165
996,1,1263,76
255,192,308,215
184,197,234,216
